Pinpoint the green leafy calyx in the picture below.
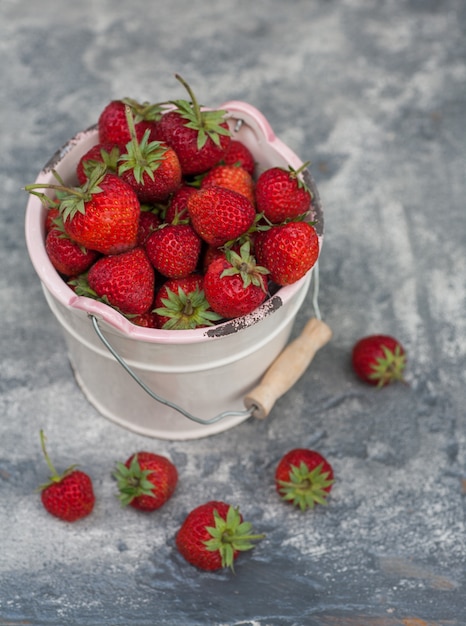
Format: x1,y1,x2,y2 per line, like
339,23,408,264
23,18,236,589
154,286,222,330
113,454,156,507
369,344,407,387
203,506,265,571
118,105,170,184
221,241,269,292
278,462,334,511
168,74,231,150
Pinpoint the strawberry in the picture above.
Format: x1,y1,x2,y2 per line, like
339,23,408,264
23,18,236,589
45,219,99,277
187,186,256,247
153,274,221,330
351,334,407,387
145,223,201,279
255,163,312,223
154,74,231,176
98,98,162,146
78,247,155,315
137,208,163,246
76,143,120,184
26,164,141,255
176,501,264,571
45,206,60,233
221,140,255,175
130,309,159,329
38,430,95,522
114,451,178,511
200,164,255,205
255,221,319,286
118,105,182,204
203,242,269,319
165,184,197,223
275,448,334,511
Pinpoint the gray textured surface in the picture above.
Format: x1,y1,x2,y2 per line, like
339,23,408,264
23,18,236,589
1,1,466,624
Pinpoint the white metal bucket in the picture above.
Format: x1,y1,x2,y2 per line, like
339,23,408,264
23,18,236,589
25,101,324,439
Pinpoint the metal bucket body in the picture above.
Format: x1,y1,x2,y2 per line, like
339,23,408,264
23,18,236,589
25,102,323,439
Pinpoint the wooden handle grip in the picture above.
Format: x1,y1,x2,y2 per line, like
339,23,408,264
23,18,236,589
244,317,332,419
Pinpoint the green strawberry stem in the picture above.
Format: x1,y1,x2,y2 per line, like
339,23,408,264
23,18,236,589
38,430,76,490
204,506,265,571
166,74,231,150
25,164,108,222
118,104,168,184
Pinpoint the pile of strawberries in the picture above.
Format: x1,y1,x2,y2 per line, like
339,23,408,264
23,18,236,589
26,75,319,330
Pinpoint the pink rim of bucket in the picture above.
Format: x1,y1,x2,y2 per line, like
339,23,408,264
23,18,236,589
25,101,324,345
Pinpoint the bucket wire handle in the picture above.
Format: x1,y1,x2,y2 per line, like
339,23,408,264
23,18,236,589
89,314,252,425
89,261,331,424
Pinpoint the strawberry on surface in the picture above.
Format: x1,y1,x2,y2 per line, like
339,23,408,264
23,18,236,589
200,164,255,205
145,223,201,279
275,448,334,511
203,242,269,319
187,186,256,248
176,501,264,571
154,74,231,176
78,247,155,315
351,335,407,387
38,430,95,522
153,274,222,330
118,105,182,204
255,163,312,223
98,98,162,146
114,451,178,511
255,220,319,286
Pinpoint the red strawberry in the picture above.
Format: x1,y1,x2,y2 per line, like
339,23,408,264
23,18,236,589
38,430,95,522
200,164,255,205
221,140,255,175
176,501,264,571
130,309,159,329
255,163,312,223
351,335,407,387
275,448,334,511
45,219,99,276
255,221,319,286
165,184,197,223
76,143,120,184
203,242,269,319
137,208,163,247
114,451,178,511
44,206,60,233
82,247,155,315
154,74,231,176
145,223,201,279
118,105,182,204
98,98,162,146
153,274,222,330
26,164,141,255
187,186,256,247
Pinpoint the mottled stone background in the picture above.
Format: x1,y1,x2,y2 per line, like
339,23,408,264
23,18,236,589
1,0,465,624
